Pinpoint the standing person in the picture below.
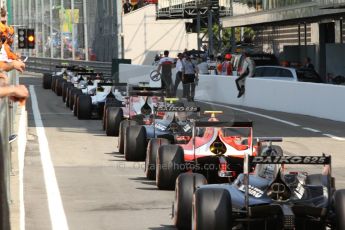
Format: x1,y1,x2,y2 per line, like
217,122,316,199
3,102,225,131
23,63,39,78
174,53,184,97
123,0,133,14
235,52,255,98
182,55,199,102
207,55,217,75
221,53,233,76
303,57,315,70
157,50,175,97
216,55,223,75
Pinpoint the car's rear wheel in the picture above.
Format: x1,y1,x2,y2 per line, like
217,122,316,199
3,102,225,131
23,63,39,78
334,189,345,229
145,138,170,180
124,125,147,161
118,120,137,154
173,173,207,230
192,187,232,230
69,88,82,110
43,73,52,89
105,107,123,136
77,95,92,120
156,145,184,190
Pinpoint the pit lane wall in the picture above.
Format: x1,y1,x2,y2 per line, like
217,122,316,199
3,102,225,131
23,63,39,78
119,64,345,122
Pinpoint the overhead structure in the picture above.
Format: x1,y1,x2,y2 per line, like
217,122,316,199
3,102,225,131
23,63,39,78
156,0,232,54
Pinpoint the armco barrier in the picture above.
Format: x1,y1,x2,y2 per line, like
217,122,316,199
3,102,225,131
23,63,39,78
26,57,112,77
118,64,345,122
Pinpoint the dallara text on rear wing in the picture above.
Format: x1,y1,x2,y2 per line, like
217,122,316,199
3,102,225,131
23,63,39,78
194,121,253,128
154,106,200,112
77,72,103,76
249,155,331,164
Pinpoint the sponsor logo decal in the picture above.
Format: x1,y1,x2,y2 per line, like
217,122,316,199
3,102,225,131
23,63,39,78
250,156,330,164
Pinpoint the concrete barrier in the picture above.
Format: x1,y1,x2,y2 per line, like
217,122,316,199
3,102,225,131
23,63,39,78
119,64,345,122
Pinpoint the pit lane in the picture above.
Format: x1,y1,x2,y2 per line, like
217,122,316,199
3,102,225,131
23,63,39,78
21,74,345,230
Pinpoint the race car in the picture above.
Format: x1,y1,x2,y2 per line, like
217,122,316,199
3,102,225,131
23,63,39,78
104,82,165,137
42,64,92,95
155,117,283,192
181,153,343,230
74,80,128,120
144,102,201,179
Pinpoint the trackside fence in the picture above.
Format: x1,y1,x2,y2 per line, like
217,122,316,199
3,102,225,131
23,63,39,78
0,70,18,230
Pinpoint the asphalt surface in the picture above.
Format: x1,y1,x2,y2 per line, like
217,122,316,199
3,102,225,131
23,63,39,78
21,74,345,230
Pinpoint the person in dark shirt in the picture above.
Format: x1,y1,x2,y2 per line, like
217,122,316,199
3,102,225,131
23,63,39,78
303,57,315,70
123,0,133,14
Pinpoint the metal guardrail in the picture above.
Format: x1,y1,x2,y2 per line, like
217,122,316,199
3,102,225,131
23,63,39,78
26,57,112,77
0,70,17,230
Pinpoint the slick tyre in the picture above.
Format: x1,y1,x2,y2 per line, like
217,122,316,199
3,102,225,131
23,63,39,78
334,189,345,230
173,173,207,230
145,138,170,180
77,95,92,120
62,82,73,103
43,73,52,89
69,88,82,110
118,120,137,154
192,187,232,230
51,76,57,92
124,125,147,161
105,107,123,136
156,145,184,190
55,78,65,96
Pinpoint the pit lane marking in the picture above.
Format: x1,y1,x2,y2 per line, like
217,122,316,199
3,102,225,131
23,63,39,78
199,101,300,127
18,106,27,230
199,101,344,141
302,127,321,133
29,85,69,230
323,134,345,141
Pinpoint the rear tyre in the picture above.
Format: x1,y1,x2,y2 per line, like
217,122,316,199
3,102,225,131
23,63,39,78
156,145,184,190
51,76,57,92
55,79,64,96
192,187,232,230
105,107,123,136
124,125,147,161
62,82,73,102
77,95,92,120
43,73,52,89
118,120,137,154
145,138,170,180
69,88,82,110
334,189,345,230
173,173,207,230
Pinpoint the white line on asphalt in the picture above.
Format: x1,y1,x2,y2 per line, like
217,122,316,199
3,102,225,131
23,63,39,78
302,127,321,133
323,134,345,141
29,85,69,230
199,101,301,127
18,106,27,230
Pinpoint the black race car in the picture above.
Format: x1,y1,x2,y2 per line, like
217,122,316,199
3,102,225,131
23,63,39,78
175,153,344,230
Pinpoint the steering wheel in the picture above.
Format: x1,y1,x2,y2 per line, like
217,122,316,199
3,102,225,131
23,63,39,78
150,70,161,82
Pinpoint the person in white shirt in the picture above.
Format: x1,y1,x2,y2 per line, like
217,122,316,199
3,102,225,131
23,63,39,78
157,50,175,97
174,53,184,97
197,57,209,75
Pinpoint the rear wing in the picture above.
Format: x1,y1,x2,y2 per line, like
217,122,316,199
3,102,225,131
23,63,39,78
56,65,92,72
97,82,127,87
194,121,253,128
128,88,165,97
77,72,103,76
249,155,331,165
